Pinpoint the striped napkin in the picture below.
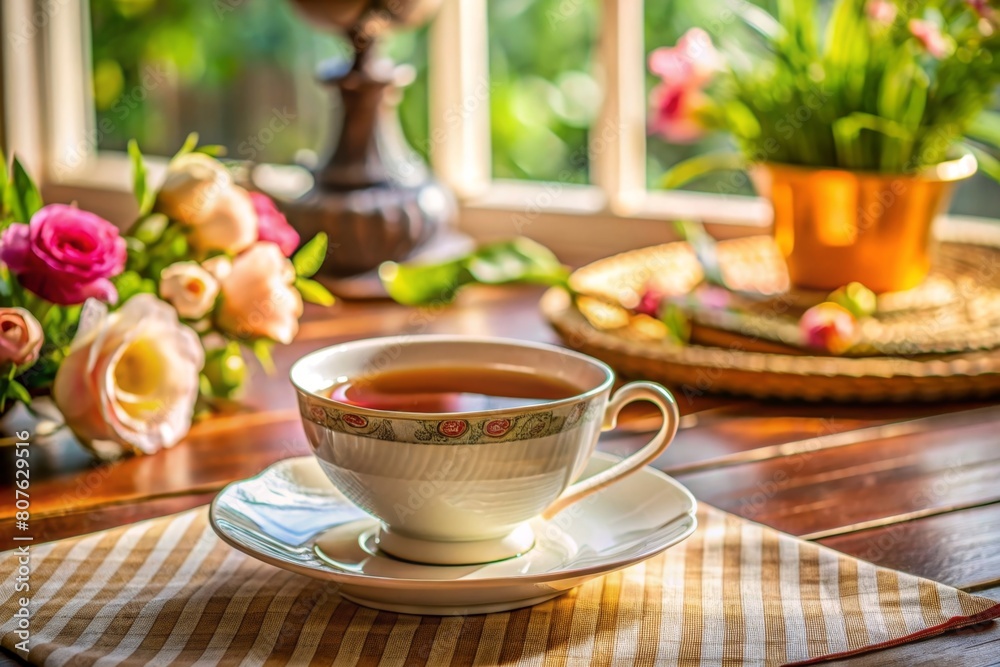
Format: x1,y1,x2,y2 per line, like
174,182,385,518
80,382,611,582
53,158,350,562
1,505,997,667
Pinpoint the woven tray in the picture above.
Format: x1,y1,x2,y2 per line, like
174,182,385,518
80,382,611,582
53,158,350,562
541,221,1000,402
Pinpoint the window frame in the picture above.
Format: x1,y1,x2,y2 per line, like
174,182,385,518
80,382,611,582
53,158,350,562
4,0,775,265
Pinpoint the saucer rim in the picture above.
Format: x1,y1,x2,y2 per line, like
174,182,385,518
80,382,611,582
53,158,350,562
209,452,698,591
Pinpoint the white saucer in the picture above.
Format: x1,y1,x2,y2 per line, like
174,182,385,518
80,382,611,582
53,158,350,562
209,453,697,615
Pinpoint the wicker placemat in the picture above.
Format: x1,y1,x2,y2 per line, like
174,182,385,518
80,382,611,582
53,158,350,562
543,221,1000,402
2,505,998,666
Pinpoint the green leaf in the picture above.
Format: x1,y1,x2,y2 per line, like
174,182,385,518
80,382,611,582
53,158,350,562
727,0,783,42
0,148,8,223
379,259,467,306
131,213,169,245
291,233,327,278
962,143,1000,184
4,158,43,224
251,338,275,374
660,304,691,345
128,139,155,216
6,380,31,404
467,238,568,285
661,153,746,190
833,113,912,170
174,132,200,159
294,277,335,306
195,144,227,157
379,238,569,306
673,221,725,286
202,341,246,398
967,112,1000,150
112,270,156,303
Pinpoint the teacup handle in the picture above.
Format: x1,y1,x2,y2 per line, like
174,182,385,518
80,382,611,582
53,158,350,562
542,381,680,519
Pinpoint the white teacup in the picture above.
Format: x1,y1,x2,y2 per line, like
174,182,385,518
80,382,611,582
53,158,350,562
291,335,680,565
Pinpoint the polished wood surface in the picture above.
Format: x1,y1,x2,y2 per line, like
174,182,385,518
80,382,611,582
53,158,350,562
2,285,998,666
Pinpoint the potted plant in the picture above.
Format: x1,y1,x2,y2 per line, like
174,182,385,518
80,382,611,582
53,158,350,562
649,0,1000,293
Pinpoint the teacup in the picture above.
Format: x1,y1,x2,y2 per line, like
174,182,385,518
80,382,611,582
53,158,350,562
291,335,680,565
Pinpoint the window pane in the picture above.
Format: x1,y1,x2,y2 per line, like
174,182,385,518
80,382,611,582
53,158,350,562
488,0,600,184
90,0,428,165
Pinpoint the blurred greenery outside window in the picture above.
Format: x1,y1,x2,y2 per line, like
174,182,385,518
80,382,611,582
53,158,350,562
91,0,999,217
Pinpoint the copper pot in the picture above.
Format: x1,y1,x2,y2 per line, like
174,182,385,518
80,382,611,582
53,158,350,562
752,154,977,293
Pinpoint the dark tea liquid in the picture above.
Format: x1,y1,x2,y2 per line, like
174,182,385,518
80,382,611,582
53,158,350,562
327,366,581,413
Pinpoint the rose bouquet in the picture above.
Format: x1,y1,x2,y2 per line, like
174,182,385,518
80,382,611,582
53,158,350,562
0,136,333,457
649,0,1000,180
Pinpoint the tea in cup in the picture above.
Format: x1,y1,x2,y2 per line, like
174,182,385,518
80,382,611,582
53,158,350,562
291,335,680,565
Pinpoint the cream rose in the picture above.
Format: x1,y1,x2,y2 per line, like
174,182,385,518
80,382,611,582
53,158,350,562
217,242,303,344
155,153,232,225
159,261,220,320
53,294,205,456
0,308,43,367
202,255,232,282
186,185,257,256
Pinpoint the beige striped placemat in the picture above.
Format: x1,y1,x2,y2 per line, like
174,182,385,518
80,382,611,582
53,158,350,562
1,505,997,666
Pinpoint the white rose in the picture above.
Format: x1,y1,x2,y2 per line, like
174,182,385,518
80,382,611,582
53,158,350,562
202,255,232,282
53,294,205,457
217,242,303,344
159,261,220,320
155,153,232,225
186,185,257,256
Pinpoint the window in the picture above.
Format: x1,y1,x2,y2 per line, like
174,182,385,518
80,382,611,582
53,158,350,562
4,0,991,265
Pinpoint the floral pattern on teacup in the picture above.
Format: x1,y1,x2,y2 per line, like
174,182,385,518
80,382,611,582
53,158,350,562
566,402,586,426
342,413,369,428
298,393,603,445
517,412,553,439
437,419,468,438
484,418,512,438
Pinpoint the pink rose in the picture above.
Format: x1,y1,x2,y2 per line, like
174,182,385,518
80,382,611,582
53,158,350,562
647,29,720,143
866,0,897,24
967,0,992,19
216,242,303,344
250,192,300,257
635,286,663,317
649,83,710,143
648,28,720,88
0,308,43,367
909,19,950,58
0,204,126,305
799,303,858,354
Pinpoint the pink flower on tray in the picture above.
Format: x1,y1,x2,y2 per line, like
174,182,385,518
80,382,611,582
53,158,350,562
799,302,859,354
0,308,43,367
909,19,950,58
250,192,300,257
635,286,664,317
0,204,126,305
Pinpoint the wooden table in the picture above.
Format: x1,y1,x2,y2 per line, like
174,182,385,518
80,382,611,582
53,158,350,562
2,285,999,666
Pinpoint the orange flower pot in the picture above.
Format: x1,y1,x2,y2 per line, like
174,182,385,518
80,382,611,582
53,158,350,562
752,154,977,293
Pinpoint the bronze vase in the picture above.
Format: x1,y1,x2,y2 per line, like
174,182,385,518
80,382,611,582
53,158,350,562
283,0,454,277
